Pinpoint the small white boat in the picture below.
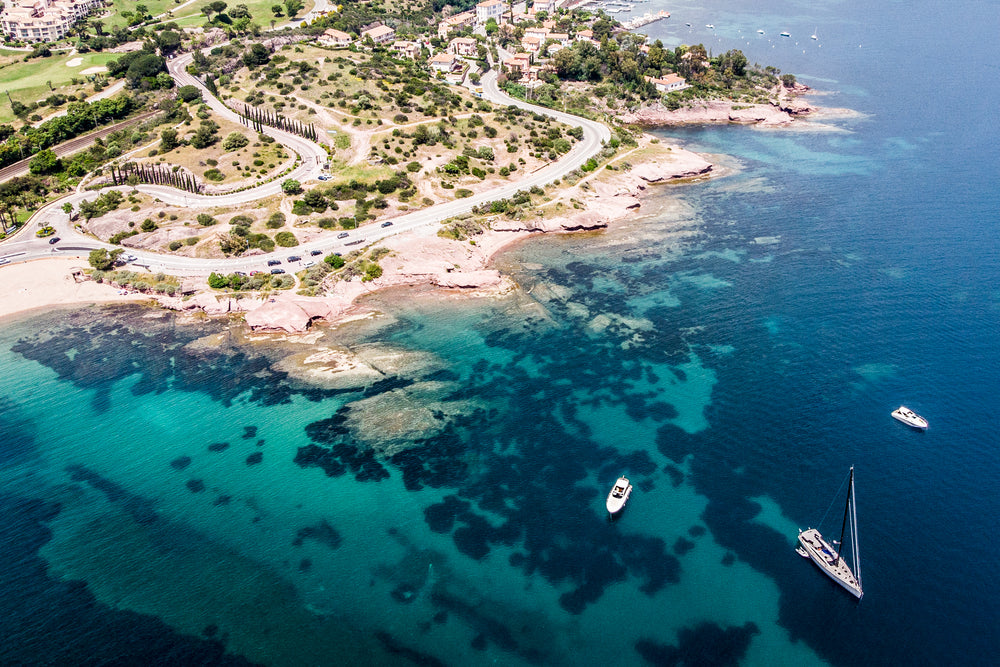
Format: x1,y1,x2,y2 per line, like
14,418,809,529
780,31,790,37
892,406,928,429
757,29,765,34
705,24,715,29
606,476,632,516
811,27,818,40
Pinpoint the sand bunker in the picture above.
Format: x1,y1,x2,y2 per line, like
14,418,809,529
80,66,107,75
66,57,83,67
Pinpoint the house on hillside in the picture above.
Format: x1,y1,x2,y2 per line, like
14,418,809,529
429,52,461,74
449,37,477,57
318,29,352,47
361,24,395,44
437,10,475,38
391,40,420,59
475,0,505,25
646,74,689,93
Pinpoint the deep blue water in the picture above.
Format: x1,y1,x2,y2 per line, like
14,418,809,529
2,0,999,664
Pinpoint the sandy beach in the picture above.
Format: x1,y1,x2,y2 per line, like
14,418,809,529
0,257,149,321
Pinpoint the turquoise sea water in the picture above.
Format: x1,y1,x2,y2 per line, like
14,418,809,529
2,0,999,664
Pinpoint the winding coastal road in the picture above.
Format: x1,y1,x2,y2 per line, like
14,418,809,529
1,54,611,277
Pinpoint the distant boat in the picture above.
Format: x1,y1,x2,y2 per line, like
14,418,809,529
757,29,765,34
780,31,790,37
811,28,818,40
706,24,714,29
892,406,928,429
606,476,632,517
797,467,863,599
685,22,691,27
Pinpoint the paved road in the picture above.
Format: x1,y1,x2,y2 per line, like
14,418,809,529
2,60,611,277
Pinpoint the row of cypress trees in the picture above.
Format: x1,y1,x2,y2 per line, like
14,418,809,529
109,162,200,193
240,103,319,142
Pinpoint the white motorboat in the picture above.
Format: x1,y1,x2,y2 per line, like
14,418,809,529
797,467,863,599
757,29,765,34
606,476,632,516
780,31,790,37
705,24,715,29
892,406,928,429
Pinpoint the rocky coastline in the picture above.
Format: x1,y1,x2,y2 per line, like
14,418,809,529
152,137,716,334
617,83,815,127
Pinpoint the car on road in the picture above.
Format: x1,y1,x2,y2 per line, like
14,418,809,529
48,237,60,244
337,232,349,239
0,258,9,265
381,221,393,228
267,259,281,266
287,255,302,262
270,268,285,275
309,249,322,256
302,260,316,268
124,254,138,263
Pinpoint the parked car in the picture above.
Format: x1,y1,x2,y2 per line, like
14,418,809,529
287,255,302,262
381,221,393,228
48,236,61,244
270,268,285,275
234,271,246,276
318,175,330,181
0,258,9,265
249,271,260,276
302,260,316,268
267,259,281,266
337,232,349,239
310,249,323,256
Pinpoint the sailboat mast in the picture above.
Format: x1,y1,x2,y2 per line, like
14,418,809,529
835,467,854,566
850,468,861,587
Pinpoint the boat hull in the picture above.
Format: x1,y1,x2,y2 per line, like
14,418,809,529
892,407,928,429
606,478,632,516
798,529,863,599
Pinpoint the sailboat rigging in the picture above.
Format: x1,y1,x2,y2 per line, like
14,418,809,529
796,467,863,599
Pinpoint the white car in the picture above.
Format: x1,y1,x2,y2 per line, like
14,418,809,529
302,260,316,268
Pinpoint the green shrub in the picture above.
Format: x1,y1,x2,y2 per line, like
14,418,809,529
266,212,285,228
291,200,310,215
274,231,298,247
222,132,250,151
324,253,345,268
230,214,253,226
204,168,225,181
455,189,473,198
168,240,183,251
184,236,200,245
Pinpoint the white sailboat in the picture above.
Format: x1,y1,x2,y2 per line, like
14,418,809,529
797,467,863,599
811,28,818,40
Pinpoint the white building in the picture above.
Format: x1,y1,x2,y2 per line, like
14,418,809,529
646,74,689,93
0,0,101,43
361,24,395,44
318,28,352,47
475,0,505,25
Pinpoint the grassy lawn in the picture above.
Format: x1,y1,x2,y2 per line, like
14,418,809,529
148,0,315,29
101,0,189,29
0,51,119,124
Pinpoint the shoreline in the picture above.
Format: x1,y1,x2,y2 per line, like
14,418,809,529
0,136,716,330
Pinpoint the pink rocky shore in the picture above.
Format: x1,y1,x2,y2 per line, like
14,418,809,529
155,138,714,333
618,83,814,127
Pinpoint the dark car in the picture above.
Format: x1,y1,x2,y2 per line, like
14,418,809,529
337,232,349,239
270,268,285,275
381,221,393,228
310,249,322,256
287,255,302,262
48,236,61,244
234,271,247,276
267,259,281,266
